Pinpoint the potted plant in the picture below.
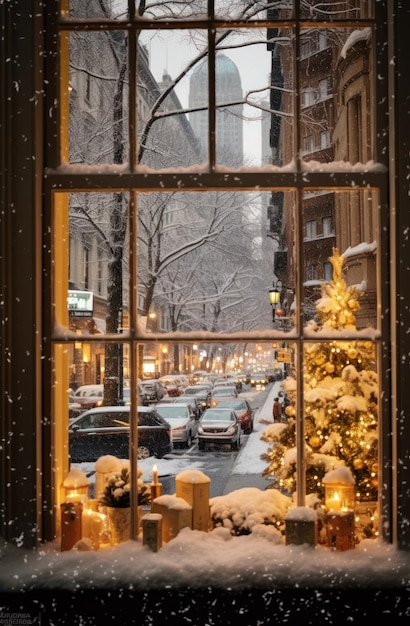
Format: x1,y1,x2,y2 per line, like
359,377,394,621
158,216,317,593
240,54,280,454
99,465,150,543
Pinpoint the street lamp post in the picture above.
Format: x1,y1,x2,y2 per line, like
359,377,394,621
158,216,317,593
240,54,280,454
269,280,283,322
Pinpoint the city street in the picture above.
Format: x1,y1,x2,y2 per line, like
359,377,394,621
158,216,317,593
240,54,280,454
74,380,284,499
138,381,281,498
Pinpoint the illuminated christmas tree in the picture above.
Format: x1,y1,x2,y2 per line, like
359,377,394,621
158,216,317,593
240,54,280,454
261,249,379,506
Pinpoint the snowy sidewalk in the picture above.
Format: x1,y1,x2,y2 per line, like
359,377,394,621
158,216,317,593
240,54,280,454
222,381,283,494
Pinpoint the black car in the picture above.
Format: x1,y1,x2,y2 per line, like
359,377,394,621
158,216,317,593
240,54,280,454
69,405,172,462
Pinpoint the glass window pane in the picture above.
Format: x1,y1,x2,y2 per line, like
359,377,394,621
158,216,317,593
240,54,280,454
136,190,296,334
137,29,207,168
214,0,293,21
303,339,378,535
302,190,379,331
53,192,130,336
300,27,374,166
68,31,129,166
300,1,373,20
136,0,208,20
215,28,293,168
67,0,131,19
67,0,211,20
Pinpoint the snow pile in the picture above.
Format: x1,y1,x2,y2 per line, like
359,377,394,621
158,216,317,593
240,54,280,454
0,530,409,592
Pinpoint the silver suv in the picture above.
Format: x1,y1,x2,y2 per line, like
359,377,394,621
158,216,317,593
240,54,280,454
155,402,199,448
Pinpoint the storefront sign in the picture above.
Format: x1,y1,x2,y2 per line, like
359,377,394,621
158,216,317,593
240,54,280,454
277,349,292,363
68,290,93,317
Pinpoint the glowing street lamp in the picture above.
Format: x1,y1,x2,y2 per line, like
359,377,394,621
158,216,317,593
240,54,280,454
269,280,283,321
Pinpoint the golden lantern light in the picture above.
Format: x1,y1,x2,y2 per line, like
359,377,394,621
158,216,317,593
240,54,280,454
323,467,355,512
269,279,283,323
62,467,90,504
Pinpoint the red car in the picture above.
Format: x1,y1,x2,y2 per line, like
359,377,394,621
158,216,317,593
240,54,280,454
214,398,255,434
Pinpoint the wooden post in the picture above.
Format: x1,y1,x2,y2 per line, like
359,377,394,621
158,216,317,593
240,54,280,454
285,506,318,547
142,513,163,552
152,495,192,543
326,511,355,551
175,470,210,532
61,502,83,551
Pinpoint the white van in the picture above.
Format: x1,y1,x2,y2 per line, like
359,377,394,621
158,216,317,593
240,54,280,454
72,384,104,409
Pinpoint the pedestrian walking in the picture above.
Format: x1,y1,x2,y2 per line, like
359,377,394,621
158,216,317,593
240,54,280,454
272,397,282,422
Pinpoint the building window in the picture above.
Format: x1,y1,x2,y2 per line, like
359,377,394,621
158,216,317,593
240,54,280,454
319,78,330,100
322,216,333,236
306,264,318,280
320,130,330,149
303,135,315,153
324,261,333,281
301,39,311,58
305,220,317,240
318,31,328,50
301,88,315,108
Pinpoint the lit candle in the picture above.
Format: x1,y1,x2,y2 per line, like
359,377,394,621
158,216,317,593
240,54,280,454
82,508,104,548
66,490,86,503
82,508,93,538
152,464,158,485
327,492,341,511
90,512,103,549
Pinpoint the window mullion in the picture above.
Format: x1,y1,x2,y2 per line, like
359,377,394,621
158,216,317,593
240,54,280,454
208,5,216,170
128,23,137,170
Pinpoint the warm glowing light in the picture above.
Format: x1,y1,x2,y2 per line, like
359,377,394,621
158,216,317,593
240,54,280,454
152,464,159,485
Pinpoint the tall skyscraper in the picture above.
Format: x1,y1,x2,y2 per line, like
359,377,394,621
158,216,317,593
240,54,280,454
189,54,243,166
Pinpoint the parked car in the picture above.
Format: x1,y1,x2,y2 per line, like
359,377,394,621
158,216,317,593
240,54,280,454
213,398,255,434
182,385,211,412
210,385,238,407
190,370,208,384
140,379,165,404
72,384,104,409
159,375,184,397
197,408,241,450
121,383,145,406
69,405,172,462
172,395,202,418
68,391,83,424
155,402,199,448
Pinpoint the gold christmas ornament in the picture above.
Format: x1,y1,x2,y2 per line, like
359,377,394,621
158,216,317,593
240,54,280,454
325,363,335,374
347,348,358,359
353,458,365,470
309,436,321,448
285,405,295,417
315,354,326,366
